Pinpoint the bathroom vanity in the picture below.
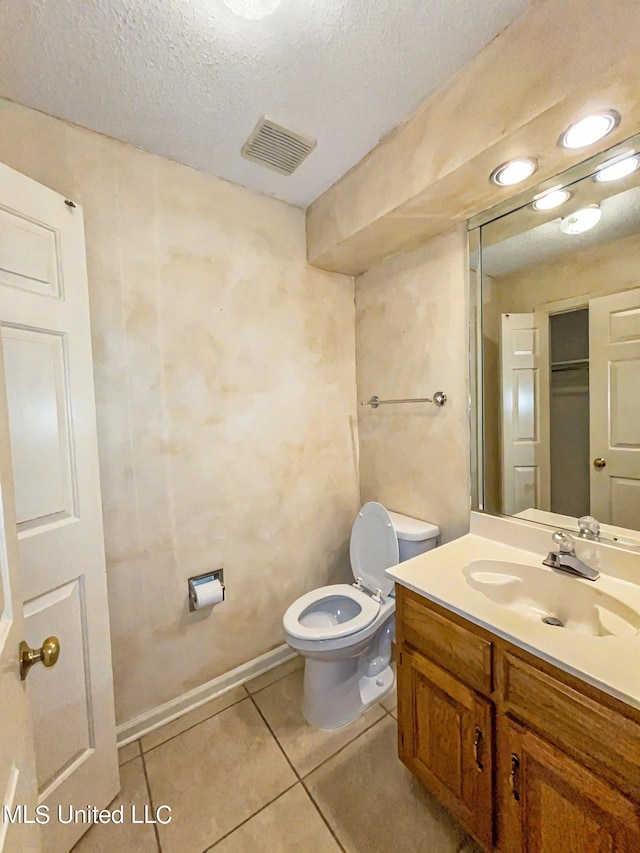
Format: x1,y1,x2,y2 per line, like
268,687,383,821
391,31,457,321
388,514,640,853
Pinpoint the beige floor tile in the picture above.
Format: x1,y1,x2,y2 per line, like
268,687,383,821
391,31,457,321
71,757,158,853
210,784,339,853
144,697,297,853
252,669,386,777
379,684,397,713
244,655,303,694
306,716,468,853
118,740,141,766
141,685,247,752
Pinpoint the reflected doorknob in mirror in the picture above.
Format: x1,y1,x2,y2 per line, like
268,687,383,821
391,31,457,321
19,636,60,681
593,458,607,469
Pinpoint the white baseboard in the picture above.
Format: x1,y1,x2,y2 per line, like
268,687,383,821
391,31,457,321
116,644,296,747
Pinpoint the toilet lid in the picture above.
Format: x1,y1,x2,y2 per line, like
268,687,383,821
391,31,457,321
350,502,398,598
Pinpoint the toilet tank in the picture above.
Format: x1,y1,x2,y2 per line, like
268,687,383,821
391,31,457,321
387,510,440,562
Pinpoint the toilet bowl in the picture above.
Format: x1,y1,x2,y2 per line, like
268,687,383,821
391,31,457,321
283,502,439,729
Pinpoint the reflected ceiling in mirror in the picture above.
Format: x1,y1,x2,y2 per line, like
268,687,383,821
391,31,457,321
470,133,640,549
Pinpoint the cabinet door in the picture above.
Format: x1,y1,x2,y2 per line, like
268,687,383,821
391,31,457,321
497,716,640,853
398,647,493,849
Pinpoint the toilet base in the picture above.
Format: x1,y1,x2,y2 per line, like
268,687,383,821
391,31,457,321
301,657,395,729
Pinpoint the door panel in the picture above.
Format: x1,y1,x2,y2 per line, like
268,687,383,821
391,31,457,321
501,314,547,514
0,162,118,852
590,288,640,526
3,326,75,527
24,580,91,795
0,206,61,298
498,717,640,853
399,648,493,849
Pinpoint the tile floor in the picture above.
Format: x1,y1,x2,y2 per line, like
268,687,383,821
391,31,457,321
72,658,482,853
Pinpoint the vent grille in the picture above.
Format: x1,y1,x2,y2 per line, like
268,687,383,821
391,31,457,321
241,116,317,176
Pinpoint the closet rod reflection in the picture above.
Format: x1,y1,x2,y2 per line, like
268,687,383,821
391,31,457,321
360,392,447,409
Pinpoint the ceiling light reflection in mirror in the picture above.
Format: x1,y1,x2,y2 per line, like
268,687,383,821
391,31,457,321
595,155,640,183
533,189,571,211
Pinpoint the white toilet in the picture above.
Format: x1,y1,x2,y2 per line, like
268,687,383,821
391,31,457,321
282,502,439,729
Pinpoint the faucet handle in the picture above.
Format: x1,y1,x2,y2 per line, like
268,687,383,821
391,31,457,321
578,516,600,539
552,530,575,554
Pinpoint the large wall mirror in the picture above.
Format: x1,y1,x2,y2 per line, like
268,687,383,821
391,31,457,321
470,132,640,547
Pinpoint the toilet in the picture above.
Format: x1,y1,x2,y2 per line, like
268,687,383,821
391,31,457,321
282,501,439,729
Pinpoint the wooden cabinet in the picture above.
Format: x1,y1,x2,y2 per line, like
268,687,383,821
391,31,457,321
497,717,640,853
398,646,493,849
396,585,640,853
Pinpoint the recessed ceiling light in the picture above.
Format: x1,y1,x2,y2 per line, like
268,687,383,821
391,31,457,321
594,155,640,182
223,0,281,19
559,111,620,149
560,205,602,235
490,158,538,187
532,189,571,211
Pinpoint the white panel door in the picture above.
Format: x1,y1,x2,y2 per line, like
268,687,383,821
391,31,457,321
590,287,640,528
0,342,40,853
501,314,546,515
0,162,118,852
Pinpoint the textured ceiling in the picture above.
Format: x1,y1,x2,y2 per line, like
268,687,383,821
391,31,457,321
483,183,640,278
0,0,529,207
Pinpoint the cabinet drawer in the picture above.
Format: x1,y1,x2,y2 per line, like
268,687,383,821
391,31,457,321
399,588,492,694
497,649,640,797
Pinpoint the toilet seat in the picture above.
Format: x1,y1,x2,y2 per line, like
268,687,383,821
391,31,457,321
350,502,398,599
282,584,381,641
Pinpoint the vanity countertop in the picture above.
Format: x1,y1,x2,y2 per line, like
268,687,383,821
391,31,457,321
386,513,640,711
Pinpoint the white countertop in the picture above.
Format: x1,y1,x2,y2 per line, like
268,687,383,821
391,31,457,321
386,514,640,710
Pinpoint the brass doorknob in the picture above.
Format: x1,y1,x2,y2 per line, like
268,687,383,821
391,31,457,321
19,636,60,681
593,458,607,469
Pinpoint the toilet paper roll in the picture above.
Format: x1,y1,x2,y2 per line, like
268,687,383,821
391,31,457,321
191,578,224,610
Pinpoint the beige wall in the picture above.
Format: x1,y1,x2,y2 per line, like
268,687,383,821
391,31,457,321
355,228,471,544
495,232,640,313
0,99,359,726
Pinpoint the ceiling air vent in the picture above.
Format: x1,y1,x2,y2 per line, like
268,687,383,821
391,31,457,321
241,116,317,176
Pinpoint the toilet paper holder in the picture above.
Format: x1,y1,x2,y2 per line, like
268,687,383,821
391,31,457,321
188,569,225,612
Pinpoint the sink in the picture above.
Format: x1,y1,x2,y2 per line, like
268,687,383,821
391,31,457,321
463,560,640,638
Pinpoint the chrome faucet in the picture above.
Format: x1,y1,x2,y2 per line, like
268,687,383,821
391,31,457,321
578,515,600,541
543,531,600,581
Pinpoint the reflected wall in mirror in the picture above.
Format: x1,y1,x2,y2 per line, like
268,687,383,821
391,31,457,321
472,133,640,547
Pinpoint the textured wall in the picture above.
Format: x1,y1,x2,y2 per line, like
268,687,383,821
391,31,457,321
0,99,359,726
355,228,471,544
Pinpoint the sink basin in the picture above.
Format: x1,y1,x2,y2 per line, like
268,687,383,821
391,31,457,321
463,560,640,638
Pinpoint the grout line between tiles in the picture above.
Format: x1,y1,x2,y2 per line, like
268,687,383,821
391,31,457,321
140,750,163,853
141,687,250,756
247,694,301,779
202,782,299,851
247,694,346,853
300,709,390,782
299,778,347,853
